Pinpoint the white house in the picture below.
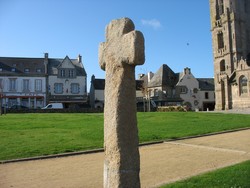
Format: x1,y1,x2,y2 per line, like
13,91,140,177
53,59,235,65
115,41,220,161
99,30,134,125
46,53,87,108
176,67,215,110
0,53,87,109
0,57,46,108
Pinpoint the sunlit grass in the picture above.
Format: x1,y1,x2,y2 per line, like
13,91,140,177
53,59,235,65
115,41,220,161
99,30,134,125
0,112,249,160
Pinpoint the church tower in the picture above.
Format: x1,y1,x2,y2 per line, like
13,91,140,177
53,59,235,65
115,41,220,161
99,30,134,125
209,0,250,110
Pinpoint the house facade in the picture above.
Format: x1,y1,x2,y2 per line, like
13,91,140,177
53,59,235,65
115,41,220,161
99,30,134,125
176,68,215,111
0,57,46,108
46,54,87,108
89,75,144,109
141,65,215,111
0,53,87,109
210,0,250,110
89,75,105,108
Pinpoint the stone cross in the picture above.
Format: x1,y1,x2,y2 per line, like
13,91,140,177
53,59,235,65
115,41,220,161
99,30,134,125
99,17,145,188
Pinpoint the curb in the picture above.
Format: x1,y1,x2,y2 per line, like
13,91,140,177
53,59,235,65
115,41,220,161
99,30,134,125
1,127,249,164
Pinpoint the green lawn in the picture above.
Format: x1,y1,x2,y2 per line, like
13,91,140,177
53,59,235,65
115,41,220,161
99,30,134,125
161,160,250,188
0,112,250,161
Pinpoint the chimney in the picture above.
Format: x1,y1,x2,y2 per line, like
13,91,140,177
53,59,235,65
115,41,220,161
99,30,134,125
184,67,191,75
44,53,49,74
148,72,154,83
78,54,82,64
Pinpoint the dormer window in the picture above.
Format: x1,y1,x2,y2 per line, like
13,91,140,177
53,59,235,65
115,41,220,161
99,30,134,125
0,68,2,72
60,69,66,77
36,68,42,73
24,68,30,73
11,68,16,72
69,69,75,78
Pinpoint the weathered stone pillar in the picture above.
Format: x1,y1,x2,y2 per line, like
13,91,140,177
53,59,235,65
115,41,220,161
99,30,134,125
99,17,145,188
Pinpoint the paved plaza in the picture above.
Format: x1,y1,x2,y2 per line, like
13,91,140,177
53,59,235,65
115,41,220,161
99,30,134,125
0,129,249,188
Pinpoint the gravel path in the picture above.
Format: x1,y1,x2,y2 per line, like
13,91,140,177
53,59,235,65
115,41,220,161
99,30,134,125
1,129,250,188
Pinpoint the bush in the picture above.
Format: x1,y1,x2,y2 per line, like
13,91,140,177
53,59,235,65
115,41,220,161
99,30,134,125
157,106,187,112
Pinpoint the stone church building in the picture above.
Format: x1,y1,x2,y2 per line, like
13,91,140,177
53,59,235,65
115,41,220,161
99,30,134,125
210,0,250,110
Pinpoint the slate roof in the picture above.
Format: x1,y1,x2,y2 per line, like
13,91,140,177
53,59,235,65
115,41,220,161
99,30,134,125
48,57,87,76
92,78,143,91
197,78,215,91
148,64,178,87
0,56,87,77
0,57,45,76
92,78,105,90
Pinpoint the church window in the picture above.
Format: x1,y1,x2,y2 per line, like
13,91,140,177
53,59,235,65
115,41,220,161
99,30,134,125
218,0,224,15
239,76,248,95
217,32,224,49
220,60,226,71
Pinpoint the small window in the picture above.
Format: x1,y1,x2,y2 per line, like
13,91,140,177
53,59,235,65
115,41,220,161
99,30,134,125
0,68,2,72
54,83,63,94
193,88,198,94
69,69,75,78
205,92,209,99
23,79,30,91
71,83,80,94
36,68,42,73
220,60,226,71
11,68,16,72
35,79,42,91
240,76,248,95
217,32,224,49
180,87,187,93
60,69,66,77
154,89,159,96
9,78,16,91
24,68,30,73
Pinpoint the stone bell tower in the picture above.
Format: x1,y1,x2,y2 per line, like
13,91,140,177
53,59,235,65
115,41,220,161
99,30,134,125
209,0,250,110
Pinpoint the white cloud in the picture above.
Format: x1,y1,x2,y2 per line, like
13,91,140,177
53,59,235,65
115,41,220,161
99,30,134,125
141,19,162,30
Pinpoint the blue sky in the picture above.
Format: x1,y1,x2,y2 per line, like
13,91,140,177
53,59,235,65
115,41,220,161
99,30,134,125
0,0,213,90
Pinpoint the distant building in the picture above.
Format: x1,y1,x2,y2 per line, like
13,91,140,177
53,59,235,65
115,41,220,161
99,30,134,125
89,75,105,108
89,75,144,109
45,53,87,108
140,65,215,111
176,68,215,111
0,57,46,108
210,0,250,110
0,53,87,109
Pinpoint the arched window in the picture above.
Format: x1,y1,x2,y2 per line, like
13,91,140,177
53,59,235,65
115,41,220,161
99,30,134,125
239,76,248,95
220,60,226,71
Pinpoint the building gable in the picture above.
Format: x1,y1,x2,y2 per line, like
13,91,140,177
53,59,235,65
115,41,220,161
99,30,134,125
57,56,75,69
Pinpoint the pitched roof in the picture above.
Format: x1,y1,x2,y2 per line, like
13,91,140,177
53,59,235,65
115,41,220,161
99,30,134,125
0,57,45,76
93,78,105,90
48,56,87,76
197,78,214,91
92,78,144,91
148,64,178,87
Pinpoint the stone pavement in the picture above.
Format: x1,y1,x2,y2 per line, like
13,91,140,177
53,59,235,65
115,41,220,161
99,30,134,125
0,129,250,188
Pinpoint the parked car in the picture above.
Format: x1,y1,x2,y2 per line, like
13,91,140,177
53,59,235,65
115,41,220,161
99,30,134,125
42,103,63,109
10,105,29,109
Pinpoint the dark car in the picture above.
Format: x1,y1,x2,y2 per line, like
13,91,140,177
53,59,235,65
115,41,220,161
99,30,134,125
10,105,29,109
